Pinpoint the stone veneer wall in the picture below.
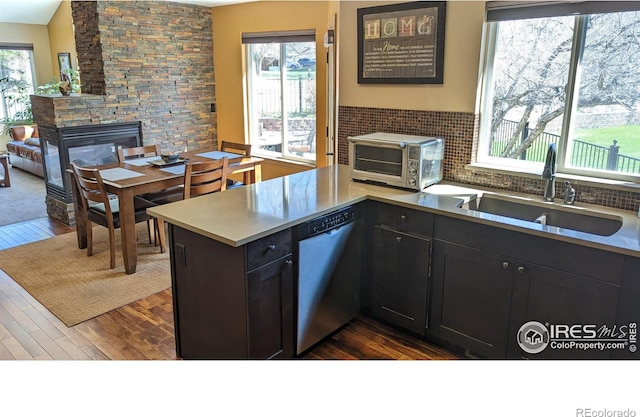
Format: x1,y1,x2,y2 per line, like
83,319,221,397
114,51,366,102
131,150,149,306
71,1,105,95
338,106,640,213
32,1,218,226
36,1,217,150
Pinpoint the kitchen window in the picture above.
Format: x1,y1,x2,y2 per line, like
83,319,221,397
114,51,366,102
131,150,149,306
477,2,640,182
243,30,317,163
0,44,36,124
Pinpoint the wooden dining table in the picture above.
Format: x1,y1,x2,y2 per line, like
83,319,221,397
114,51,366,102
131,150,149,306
70,149,263,274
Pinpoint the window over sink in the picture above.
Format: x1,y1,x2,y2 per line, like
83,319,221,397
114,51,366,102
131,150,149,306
477,2,640,182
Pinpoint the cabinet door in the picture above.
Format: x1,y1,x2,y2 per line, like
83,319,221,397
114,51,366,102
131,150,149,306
372,226,430,335
171,226,248,359
430,240,514,358
508,262,620,359
247,255,294,359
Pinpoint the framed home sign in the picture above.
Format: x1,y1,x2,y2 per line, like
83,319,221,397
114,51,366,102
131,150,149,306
357,1,446,84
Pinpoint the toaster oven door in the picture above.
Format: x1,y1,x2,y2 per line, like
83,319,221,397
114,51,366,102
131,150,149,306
350,142,407,184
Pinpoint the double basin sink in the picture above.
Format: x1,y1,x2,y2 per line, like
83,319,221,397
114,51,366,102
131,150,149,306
463,193,623,237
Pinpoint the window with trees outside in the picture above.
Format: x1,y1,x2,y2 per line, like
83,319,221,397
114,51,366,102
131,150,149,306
243,31,316,163
1,45,36,127
477,2,640,181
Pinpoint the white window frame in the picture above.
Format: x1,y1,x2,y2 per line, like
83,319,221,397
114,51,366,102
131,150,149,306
0,44,37,122
242,30,317,164
477,1,640,183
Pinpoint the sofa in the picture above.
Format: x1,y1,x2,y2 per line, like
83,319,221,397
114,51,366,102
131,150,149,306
5,126,44,177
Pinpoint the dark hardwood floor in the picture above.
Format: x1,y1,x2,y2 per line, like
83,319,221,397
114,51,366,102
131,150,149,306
0,217,458,360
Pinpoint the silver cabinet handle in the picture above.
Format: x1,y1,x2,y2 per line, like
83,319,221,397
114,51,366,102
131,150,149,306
268,244,276,251
396,236,402,243
285,260,293,267
517,266,525,274
502,261,509,269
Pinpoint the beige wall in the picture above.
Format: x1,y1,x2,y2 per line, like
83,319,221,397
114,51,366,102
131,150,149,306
0,23,54,86
211,1,332,177
0,22,54,147
338,0,485,113
47,0,76,80
2,0,486,171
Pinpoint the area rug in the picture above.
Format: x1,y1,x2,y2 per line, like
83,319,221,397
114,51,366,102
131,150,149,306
0,226,171,327
0,165,47,226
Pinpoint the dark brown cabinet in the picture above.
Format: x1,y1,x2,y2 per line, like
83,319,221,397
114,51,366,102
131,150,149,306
431,216,623,359
430,241,514,358
246,254,294,359
508,261,620,359
170,225,294,359
431,240,620,358
369,202,433,336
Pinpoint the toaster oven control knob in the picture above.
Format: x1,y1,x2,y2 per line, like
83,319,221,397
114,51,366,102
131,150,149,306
409,167,417,175
409,178,417,187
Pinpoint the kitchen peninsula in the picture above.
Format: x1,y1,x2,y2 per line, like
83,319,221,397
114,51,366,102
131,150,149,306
147,164,640,360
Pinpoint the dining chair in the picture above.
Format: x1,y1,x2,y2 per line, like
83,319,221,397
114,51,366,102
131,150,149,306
184,157,230,199
117,144,179,245
220,141,251,188
220,140,252,157
117,144,162,162
70,163,165,269
141,157,230,206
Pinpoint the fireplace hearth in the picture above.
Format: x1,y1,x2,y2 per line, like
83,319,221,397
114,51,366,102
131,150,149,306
40,122,142,224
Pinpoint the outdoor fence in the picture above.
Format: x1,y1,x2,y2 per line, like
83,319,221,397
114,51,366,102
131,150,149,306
491,119,640,174
255,76,315,117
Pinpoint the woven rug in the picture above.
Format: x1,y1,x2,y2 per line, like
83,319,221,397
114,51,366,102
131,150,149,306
0,225,171,327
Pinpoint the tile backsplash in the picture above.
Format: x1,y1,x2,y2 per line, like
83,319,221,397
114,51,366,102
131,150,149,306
337,106,640,213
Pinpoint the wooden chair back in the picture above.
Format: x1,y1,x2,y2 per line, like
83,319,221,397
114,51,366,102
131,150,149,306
220,140,252,157
183,157,229,199
71,163,118,268
117,144,162,162
71,163,112,213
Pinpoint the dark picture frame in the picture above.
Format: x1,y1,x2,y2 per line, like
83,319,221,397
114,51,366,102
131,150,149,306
357,1,446,84
57,52,72,81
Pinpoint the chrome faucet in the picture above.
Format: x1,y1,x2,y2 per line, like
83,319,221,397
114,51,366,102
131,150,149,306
542,143,556,202
563,180,576,205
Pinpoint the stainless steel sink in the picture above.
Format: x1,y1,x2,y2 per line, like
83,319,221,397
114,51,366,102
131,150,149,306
469,193,623,236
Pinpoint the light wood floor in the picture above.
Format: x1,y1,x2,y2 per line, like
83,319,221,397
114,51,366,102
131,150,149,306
0,217,458,360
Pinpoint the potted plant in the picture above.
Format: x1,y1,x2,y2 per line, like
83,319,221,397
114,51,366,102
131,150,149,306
1,68,81,136
35,68,81,95
0,72,34,136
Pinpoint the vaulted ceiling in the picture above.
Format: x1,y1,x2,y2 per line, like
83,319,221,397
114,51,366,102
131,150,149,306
0,0,254,25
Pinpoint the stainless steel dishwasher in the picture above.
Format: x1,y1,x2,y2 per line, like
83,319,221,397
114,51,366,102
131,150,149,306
294,205,361,355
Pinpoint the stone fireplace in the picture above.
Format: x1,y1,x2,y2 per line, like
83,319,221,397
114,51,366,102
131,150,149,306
40,121,142,202
29,1,219,225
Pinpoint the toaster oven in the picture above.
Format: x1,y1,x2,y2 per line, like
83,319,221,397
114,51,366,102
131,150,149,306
348,132,444,191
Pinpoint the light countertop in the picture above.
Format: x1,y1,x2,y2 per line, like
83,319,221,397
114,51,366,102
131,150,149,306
147,164,640,257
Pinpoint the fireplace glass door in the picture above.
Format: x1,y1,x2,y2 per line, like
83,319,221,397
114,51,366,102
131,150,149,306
40,122,142,202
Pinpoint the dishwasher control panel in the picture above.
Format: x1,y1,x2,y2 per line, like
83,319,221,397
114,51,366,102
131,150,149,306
304,206,358,238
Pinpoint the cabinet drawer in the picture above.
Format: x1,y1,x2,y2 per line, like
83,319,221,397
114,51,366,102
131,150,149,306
434,215,624,284
246,229,292,271
372,202,433,236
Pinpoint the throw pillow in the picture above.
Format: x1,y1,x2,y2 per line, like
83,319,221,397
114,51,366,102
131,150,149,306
24,137,41,147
